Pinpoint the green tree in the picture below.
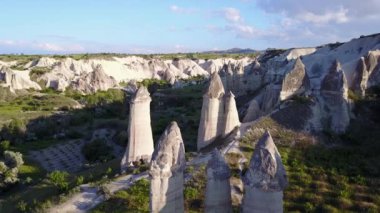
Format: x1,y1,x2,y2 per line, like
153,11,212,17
0,151,24,190
82,139,114,163
0,140,10,153
47,170,69,192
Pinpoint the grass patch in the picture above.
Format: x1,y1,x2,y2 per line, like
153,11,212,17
0,158,121,212
92,179,150,213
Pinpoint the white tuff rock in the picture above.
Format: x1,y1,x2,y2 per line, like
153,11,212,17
149,121,186,213
70,65,118,94
205,149,232,213
0,66,41,92
197,72,225,151
223,91,240,136
320,60,350,133
242,131,288,213
279,58,310,101
121,86,154,170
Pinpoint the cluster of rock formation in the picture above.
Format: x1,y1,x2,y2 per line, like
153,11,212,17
121,86,154,171
118,69,289,212
197,72,241,150
70,65,118,94
147,127,287,212
243,58,311,123
0,56,256,94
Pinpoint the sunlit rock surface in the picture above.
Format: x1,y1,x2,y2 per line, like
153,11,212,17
223,91,240,136
279,58,310,101
121,86,154,170
242,131,288,213
197,72,225,150
149,121,186,213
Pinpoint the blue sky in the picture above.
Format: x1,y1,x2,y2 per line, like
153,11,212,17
0,0,379,54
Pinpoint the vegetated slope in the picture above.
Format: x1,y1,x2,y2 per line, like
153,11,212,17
91,87,380,212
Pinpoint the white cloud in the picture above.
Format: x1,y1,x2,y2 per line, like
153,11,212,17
169,5,197,14
241,0,380,48
222,8,241,22
0,39,85,53
297,7,349,25
225,24,255,38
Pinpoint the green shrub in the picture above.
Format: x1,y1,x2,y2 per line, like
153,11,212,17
30,67,52,77
0,119,26,143
184,187,199,200
66,129,84,139
16,200,28,212
4,151,24,168
76,175,84,186
82,139,114,163
0,151,24,190
115,130,128,146
0,140,10,153
92,178,150,212
47,170,69,192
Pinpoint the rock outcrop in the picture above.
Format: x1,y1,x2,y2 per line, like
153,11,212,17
70,65,118,94
220,62,245,95
243,83,280,122
367,51,380,88
173,59,209,77
279,58,310,100
121,86,154,170
197,72,225,150
320,60,350,133
0,66,41,92
205,149,232,213
149,121,186,213
242,131,288,213
243,99,261,122
223,91,240,136
351,57,369,97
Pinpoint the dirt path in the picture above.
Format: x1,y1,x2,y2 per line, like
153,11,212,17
47,172,148,213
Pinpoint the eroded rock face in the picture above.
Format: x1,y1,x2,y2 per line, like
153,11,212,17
220,62,244,95
352,57,369,97
242,131,287,213
367,51,380,88
320,60,350,133
223,91,240,136
0,66,41,92
205,149,232,213
280,58,310,101
243,99,261,122
173,59,209,77
121,86,154,170
149,121,186,213
197,72,225,150
243,83,280,123
70,65,118,94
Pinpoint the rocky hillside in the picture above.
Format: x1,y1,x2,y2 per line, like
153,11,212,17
241,33,380,134
0,34,379,134
0,55,253,94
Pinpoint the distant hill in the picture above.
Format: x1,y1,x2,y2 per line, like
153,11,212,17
202,48,259,54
